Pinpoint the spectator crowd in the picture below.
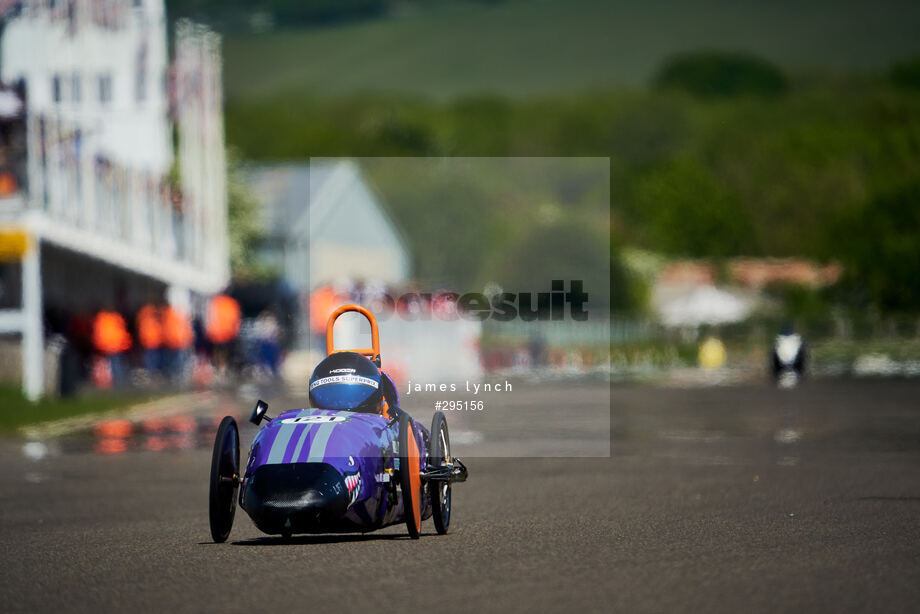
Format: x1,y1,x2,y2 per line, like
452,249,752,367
46,292,284,395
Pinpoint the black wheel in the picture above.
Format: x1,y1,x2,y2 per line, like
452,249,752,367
209,416,240,543
398,412,422,539
429,411,452,535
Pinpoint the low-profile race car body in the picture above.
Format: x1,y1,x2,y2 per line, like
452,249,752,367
771,328,806,388
242,406,426,535
208,304,467,542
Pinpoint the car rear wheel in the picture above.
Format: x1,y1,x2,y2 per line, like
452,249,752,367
429,411,452,535
398,412,422,539
209,416,240,543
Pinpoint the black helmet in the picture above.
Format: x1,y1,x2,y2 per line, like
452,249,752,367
309,351,383,412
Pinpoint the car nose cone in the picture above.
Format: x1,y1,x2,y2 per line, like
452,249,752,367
242,462,350,534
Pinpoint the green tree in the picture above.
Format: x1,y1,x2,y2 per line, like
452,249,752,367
225,149,265,277
499,220,611,312
653,51,788,99
834,182,920,312
890,57,920,90
632,157,752,257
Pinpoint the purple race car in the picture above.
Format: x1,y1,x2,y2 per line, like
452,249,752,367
208,304,468,542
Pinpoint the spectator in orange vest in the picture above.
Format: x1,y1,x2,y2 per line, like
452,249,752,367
206,294,241,374
0,171,17,197
136,303,163,373
309,284,341,352
163,305,193,350
206,294,241,345
309,285,338,335
162,304,193,381
93,310,131,387
93,310,132,355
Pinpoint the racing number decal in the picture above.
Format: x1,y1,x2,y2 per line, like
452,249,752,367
280,415,348,424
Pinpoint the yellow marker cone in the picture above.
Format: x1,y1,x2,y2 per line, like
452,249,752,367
699,336,727,369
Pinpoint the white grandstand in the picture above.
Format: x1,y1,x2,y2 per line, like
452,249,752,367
0,0,228,399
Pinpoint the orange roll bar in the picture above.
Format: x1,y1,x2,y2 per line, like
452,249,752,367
325,304,381,364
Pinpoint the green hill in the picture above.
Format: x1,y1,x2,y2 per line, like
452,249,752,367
222,0,920,101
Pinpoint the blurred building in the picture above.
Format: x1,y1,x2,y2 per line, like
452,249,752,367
658,258,842,290
246,160,410,292
653,257,843,327
248,160,423,374
0,1,229,399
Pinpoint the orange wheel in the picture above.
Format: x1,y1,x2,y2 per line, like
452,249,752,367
398,412,422,539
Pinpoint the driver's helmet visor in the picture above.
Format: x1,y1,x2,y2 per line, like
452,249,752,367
310,375,379,410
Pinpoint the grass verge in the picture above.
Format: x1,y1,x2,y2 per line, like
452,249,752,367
0,385,160,435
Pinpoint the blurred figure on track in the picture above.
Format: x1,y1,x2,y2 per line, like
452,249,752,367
92,309,132,388
771,322,806,388
206,293,241,379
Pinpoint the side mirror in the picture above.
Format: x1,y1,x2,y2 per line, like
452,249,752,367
249,400,272,426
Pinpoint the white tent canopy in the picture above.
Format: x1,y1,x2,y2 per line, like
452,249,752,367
657,285,754,327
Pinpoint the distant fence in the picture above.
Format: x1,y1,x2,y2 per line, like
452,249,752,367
482,314,920,376
482,318,613,348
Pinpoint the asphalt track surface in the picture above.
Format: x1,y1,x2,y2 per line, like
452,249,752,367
1,379,919,613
